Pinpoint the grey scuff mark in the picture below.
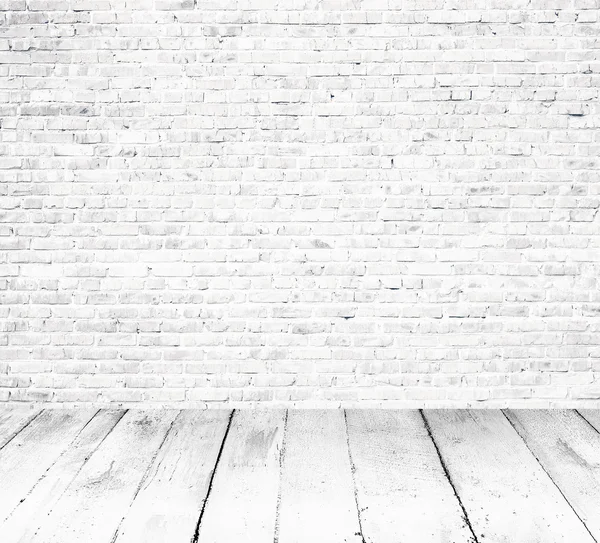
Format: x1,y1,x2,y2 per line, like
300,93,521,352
272,409,289,543
555,437,599,470
502,410,597,543
88,459,116,488
420,410,480,543
243,428,279,464
343,410,367,543
190,409,235,543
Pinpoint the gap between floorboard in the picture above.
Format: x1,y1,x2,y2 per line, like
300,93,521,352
502,410,598,543
190,409,235,543
420,410,480,543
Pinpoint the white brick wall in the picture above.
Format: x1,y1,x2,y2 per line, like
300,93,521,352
1,0,600,408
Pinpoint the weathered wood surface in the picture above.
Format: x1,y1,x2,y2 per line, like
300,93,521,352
1,410,125,543
578,410,600,434
0,410,97,522
25,410,180,543
345,410,475,542
114,410,231,543
505,410,600,540
276,410,363,543
0,409,40,449
424,410,596,543
0,408,596,543
197,410,286,543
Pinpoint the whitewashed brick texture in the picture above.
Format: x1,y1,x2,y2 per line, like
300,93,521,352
1,0,600,408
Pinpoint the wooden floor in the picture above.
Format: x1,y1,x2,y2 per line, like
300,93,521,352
1,410,599,543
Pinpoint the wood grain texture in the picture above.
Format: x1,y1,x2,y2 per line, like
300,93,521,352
424,410,596,543
505,410,600,540
276,410,363,543
0,409,40,449
25,410,180,543
197,410,286,543
113,410,231,543
0,409,97,521
578,410,600,434
1,410,125,543
345,410,475,543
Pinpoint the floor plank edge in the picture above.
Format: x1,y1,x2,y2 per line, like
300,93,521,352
191,409,235,543
502,410,598,543
343,410,367,543
575,410,600,436
0,410,43,452
272,409,289,543
420,410,480,543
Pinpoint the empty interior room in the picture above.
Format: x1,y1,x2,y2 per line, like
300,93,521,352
1,0,600,542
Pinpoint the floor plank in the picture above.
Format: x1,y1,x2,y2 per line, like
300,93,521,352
113,410,231,543
505,410,600,540
1,410,125,543
2,408,598,543
578,410,600,434
0,409,98,521
345,410,476,542
0,409,41,449
276,410,363,543
25,410,180,543
424,410,596,543
197,410,286,543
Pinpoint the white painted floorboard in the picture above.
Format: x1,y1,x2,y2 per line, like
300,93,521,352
0,410,97,522
0,409,40,449
114,410,231,543
345,410,475,543
197,410,286,543
505,410,600,540
25,410,180,543
424,410,596,543
276,410,363,543
1,410,125,543
578,410,600,435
